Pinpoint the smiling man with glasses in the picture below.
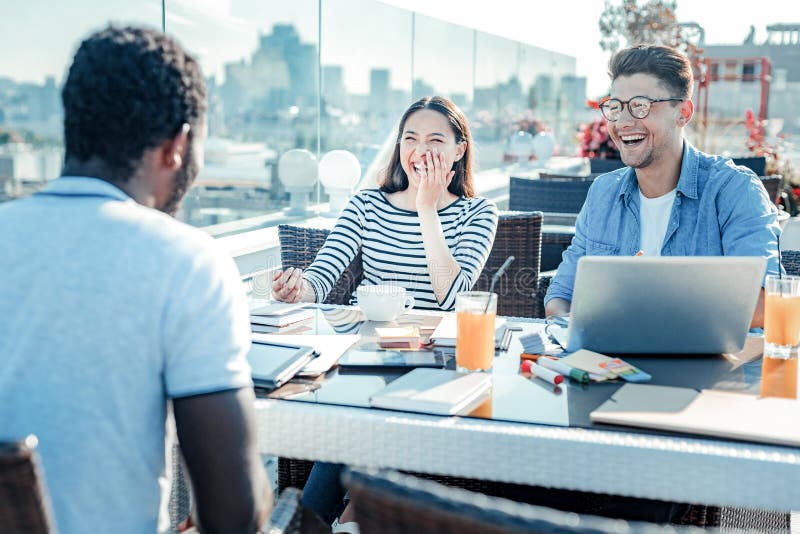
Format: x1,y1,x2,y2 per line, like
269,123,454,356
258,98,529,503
544,44,780,330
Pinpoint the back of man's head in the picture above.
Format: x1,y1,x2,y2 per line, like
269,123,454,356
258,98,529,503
62,26,207,184
608,45,693,101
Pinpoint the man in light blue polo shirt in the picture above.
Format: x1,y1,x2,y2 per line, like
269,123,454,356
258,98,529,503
545,44,780,328
0,27,270,533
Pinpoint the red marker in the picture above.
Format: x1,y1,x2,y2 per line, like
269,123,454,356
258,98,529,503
520,359,564,385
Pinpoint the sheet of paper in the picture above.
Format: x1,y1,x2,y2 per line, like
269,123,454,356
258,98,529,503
251,334,360,376
431,315,507,347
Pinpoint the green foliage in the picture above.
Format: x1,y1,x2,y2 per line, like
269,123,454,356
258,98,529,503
599,0,683,52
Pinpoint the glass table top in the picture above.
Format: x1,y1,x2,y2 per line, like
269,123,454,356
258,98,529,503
255,304,764,433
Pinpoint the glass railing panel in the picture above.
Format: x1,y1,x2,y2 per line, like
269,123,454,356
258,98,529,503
166,0,320,228
320,0,412,192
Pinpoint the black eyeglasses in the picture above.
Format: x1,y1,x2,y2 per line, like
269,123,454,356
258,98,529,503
600,96,684,121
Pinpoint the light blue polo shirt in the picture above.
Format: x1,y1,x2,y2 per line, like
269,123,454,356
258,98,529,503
0,177,253,534
545,142,781,306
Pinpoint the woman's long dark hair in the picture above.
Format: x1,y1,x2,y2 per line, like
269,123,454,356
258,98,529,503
379,96,475,198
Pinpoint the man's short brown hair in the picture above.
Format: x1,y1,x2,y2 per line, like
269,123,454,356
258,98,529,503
608,45,693,100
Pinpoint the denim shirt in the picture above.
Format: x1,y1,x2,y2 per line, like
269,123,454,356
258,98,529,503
544,141,781,306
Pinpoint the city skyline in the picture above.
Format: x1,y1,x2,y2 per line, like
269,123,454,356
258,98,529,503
4,0,800,98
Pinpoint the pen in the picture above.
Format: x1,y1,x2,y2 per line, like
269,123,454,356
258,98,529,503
538,356,590,384
520,360,563,385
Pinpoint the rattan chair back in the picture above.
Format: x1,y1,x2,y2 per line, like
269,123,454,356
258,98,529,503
509,177,592,214
344,468,687,534
261,487,330,534
473,211,542,317
760,175,782,206
732,156,767,176
781,250,800,276
0,436,55,534
589,158,625,174
538,172,598,181
278,225,365,305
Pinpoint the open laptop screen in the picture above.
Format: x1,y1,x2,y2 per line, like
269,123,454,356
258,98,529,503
567,256,766,354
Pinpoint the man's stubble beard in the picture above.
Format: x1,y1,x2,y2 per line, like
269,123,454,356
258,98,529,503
160,138,198,217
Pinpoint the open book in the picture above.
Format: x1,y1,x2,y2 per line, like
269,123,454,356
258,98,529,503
369,368,492,416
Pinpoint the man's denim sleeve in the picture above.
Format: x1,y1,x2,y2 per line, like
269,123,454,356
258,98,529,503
717,171,781,282
543,201,591,307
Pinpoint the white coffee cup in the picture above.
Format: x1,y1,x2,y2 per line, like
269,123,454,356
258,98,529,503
357,284,415,322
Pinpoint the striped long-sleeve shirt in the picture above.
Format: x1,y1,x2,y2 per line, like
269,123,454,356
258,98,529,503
304,189,499,311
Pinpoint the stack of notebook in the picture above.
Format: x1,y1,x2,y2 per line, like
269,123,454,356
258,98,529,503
375,326,421,348
249,302,315,333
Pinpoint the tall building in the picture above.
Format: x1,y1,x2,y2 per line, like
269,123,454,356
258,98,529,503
560,75,587,111
258,24,317,107
322,65,345,109
220,24,318,121
533,74,554,112
412,78,434,101
369,68,390,116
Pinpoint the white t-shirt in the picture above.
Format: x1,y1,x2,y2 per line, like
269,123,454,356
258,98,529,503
638,189,676,256
0,177,253,534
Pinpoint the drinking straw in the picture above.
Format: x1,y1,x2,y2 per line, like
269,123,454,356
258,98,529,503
485,256,515,313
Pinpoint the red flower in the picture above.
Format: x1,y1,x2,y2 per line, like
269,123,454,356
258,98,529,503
577,117,618,159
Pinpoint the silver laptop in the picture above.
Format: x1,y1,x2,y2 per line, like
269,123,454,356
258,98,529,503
567,256,767,354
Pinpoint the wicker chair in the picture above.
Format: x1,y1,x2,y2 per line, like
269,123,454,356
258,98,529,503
509,177,592,214
0,436,55,534
261,487,331,534
343,468,693,534
760,175,783,206
589,158,626,174
733,156,767,176
473,211,542,318
278,225,365,305
781,249,800,276
538,172,597,181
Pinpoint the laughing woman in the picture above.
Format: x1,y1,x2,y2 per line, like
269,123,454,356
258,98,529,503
271,96,498,532
271,95,499,311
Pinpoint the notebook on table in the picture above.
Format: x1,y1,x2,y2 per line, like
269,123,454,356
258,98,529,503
567,256,766,354
369,368,492,416
247,340,318,390
250,301,314,327
590,383,800,447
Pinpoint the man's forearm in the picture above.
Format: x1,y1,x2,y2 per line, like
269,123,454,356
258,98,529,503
545,297,571,319
174,388,271,534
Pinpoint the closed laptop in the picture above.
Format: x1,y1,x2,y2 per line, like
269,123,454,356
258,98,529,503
567,256,766,354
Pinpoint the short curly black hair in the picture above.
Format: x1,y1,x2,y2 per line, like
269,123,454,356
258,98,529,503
62,25,207,183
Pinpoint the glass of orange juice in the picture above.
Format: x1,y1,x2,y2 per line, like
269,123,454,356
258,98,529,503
455,291,497,372
762,275,800,398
